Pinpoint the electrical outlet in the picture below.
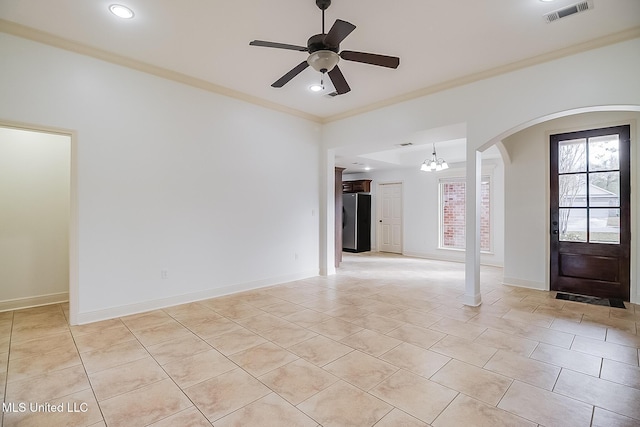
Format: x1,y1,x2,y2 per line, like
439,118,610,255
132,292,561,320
161,269,168,280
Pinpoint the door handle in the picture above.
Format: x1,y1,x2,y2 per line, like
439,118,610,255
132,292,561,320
552,230,558,234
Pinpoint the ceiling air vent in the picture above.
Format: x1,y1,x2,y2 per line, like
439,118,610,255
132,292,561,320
544,0,593,23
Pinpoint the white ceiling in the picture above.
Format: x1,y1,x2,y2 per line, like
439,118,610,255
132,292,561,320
338,138,503,175
336,122,503,174
1,0,638,172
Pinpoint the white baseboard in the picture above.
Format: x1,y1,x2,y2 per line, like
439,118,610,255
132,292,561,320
0,292,69,312
402,251,504,268
402,251,464,264
75,270,318,325
502,276,547,291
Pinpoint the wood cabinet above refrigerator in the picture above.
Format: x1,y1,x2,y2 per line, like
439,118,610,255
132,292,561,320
342,179,371,193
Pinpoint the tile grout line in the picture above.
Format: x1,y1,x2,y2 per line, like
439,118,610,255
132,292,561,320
210,307,354,426
1,311,15,427
135,309,229,425
68,308,119,426
81,314,183,423
162,299,429,425
155,305,318,425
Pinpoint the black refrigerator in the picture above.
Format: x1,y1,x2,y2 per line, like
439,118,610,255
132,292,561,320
342,193,371,252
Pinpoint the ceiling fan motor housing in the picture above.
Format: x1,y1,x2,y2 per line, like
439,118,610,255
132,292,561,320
316,0,331,10
307,34,339,53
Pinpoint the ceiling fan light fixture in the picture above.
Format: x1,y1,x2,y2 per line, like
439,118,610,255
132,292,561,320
309,84,324,92
307,50,339,73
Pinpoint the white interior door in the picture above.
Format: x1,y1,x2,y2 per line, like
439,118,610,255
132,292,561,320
379,183,402,253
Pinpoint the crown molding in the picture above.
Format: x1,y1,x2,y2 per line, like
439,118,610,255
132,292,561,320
0,19,323,124
321,26,640,124
1,19,638,126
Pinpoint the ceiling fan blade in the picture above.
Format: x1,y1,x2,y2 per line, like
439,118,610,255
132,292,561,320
323,19,356,47
249,40,308,52
340,51,400,69
271,61,310,88
328,65,351,95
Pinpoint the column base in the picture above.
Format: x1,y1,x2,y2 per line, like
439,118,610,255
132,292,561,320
462,293,482,307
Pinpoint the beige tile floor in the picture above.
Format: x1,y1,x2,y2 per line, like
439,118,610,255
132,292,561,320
1,252,639,426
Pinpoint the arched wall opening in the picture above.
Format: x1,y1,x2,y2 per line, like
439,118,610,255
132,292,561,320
475,106,640,304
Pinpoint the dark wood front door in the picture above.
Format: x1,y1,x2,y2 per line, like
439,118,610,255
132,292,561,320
550,125,630,300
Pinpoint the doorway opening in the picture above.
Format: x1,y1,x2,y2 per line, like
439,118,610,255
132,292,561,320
0,124,76,321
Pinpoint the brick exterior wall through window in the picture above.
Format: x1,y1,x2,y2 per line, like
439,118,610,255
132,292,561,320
440,178,491,252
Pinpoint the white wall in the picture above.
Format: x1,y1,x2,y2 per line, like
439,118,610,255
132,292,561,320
345,156,504,267
0,33,321,323
503,112,640,299
0,127,70,309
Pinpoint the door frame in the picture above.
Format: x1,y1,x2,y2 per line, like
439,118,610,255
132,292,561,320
376,181,403,254
0,120,78,324
548,123,631,300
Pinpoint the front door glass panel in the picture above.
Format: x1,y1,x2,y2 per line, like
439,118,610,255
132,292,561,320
557,135,620,244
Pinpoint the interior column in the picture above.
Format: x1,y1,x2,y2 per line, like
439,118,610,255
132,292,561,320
464,146,482,306
319,148,336,276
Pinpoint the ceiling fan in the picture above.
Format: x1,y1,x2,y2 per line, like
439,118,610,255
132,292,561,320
249,0,400,95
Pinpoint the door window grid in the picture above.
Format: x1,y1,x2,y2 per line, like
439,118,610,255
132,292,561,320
557,135,620,244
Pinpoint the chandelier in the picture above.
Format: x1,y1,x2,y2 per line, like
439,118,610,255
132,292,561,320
421,144,449,172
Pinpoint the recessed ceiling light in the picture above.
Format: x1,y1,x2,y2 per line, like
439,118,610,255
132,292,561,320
109,4,134,19
309,84,323,92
